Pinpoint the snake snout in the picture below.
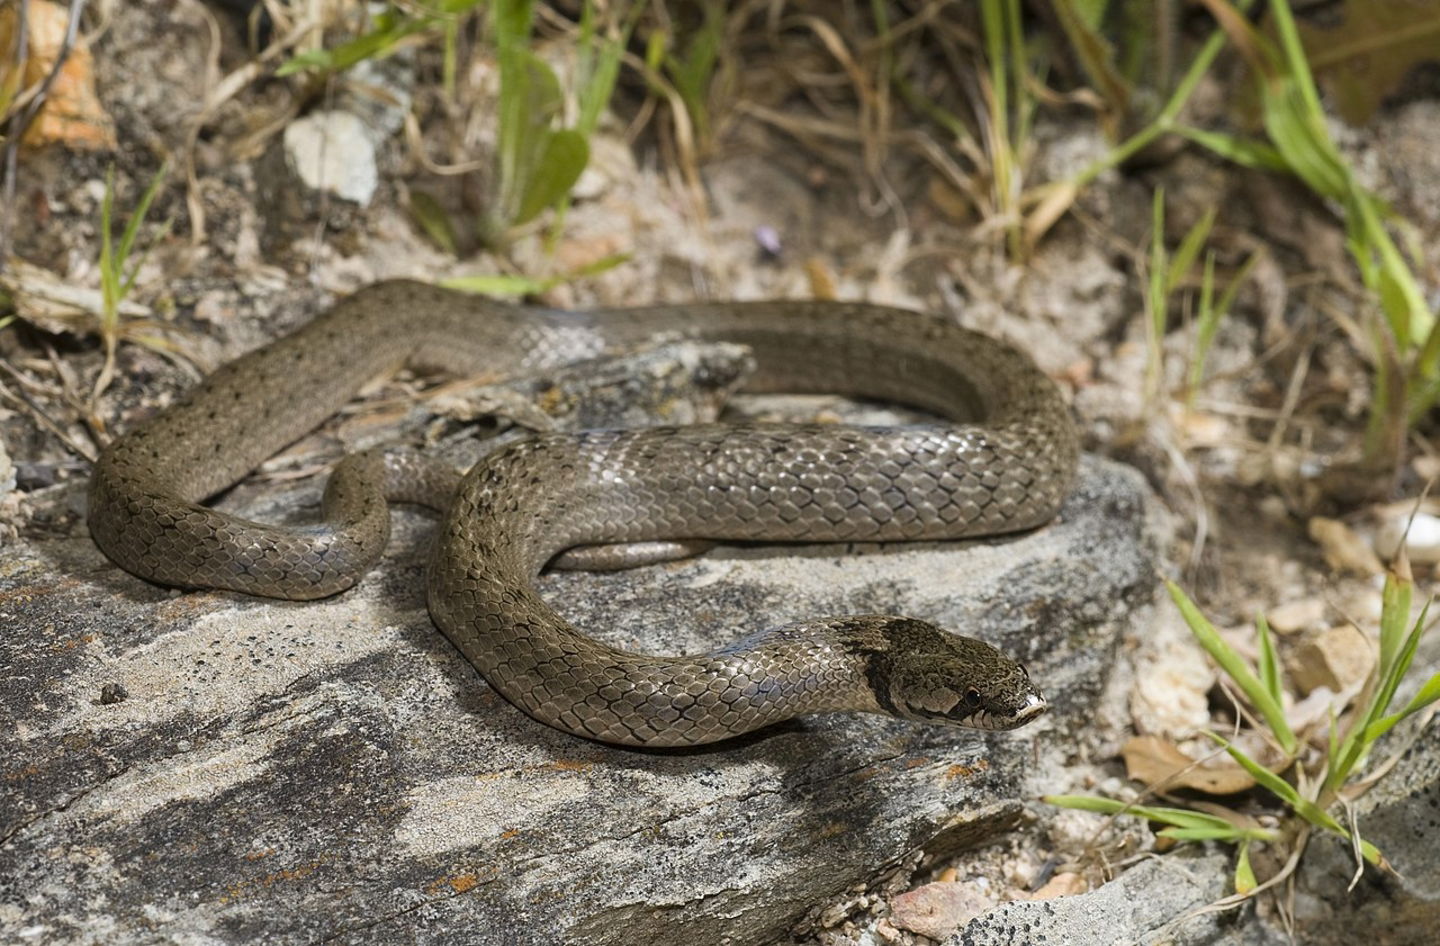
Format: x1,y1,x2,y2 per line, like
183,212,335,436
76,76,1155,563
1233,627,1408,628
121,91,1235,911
983,687,1047,731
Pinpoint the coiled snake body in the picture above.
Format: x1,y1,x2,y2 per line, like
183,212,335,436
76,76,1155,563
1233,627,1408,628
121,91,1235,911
89,281,1077,747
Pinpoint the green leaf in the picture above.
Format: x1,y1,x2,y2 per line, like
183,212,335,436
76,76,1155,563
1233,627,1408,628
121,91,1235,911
408,190,459,255
513,129,590,226
574,0,636,137
491,0,536,51
495,47,567,228
1167,581,1298,754
1298,0,1440,125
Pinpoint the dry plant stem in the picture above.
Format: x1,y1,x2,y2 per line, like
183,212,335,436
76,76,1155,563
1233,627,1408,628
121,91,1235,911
787,12,892,205
179,9,321,241
1264,343,1312,457
1159,434,1209,574
86,333,116,434
0,0,86,275
1023,1,1255,246
619,48,705,224
402,112,487,175
0,368,95,463
1179,823,1313,924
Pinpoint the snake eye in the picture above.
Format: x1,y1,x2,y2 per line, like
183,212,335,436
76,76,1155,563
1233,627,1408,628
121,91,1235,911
963,686,982,708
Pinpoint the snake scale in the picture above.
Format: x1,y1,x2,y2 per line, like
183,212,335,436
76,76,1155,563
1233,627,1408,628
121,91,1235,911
89,280,1078,747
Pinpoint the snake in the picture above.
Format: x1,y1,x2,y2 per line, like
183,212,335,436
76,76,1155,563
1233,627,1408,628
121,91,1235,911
88,280,1078,747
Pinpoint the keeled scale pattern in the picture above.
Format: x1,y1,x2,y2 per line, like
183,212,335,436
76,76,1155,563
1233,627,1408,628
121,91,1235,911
90,281,1078,746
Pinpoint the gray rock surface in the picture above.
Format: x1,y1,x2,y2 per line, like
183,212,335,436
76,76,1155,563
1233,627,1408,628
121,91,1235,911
1291,722,1440,945
950,850,1281,946
0,362,1160,945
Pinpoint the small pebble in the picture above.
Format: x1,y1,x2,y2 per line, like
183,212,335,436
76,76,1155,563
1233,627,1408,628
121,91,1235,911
1027,871,1087,899
1374,511,1440,564
888,881,990,941
1288,624,1375,695
1308,517,1384,575
15,462,59,491
1266,598,1325,635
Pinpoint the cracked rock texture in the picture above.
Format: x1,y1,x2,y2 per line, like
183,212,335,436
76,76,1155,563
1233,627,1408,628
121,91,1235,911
1290,722,1440,944
950,849,1282,946
1,365,1160,945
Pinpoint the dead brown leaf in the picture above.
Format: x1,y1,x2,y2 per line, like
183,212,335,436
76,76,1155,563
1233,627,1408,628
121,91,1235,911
1299,0,1440,125
0,0,116,150
1121,735,1257,795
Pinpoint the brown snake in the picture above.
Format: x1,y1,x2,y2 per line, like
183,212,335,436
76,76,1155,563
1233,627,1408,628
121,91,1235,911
89,280,1078,747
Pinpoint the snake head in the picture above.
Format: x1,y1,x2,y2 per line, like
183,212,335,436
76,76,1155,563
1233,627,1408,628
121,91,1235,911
865,619,1047,731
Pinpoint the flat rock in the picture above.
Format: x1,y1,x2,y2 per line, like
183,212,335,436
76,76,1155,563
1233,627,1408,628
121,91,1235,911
949,850,1283,946
0,439,1160,944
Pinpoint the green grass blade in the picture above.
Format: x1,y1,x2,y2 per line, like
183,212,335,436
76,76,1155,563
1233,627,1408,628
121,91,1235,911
491,0,536,49
1149,188,1167,318
1235,839,1257,894
439,254,627,297
1175,126,1289,172
1167,206,1216,290
566,251,631,279
115,163,168,270
1187,252,1219,403
1355,194,1434,352
1326,702,1342,788
276,5,473,77
1261,82,1347,201
120,217,173,298
1158,826,1248,842
1256,611,1283,705
1207,733,1363,846
1267,0,1325,119
1327,578,1418,789
1215,251,1260,320
440,273,555,296
1378,568,1414,687
1363,672,1440,743
1167,581,1298,753
1045,795,1237,832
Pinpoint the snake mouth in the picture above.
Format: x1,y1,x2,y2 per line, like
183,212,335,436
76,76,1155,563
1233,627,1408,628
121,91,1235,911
980,690,1047,731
